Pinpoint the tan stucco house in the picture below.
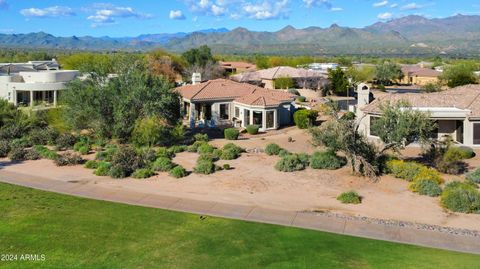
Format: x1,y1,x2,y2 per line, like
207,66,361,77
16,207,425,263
356,84,480,147
175,79,296,131
399,65,441,86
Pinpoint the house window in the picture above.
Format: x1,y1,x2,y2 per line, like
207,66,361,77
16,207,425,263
369,116,380,137
234,107,240,118
266,110,275,129
253,111,263,126
220,104,230,120
474,123,480,145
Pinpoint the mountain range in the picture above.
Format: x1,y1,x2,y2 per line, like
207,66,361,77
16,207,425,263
1,15,479,56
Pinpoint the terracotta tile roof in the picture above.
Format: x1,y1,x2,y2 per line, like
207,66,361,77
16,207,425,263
175,79,295,107
219,61,256,70
362,84,480,118
402,65,441,78
231,66,327,82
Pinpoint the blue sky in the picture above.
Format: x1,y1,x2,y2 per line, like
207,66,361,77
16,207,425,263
0,0,479,37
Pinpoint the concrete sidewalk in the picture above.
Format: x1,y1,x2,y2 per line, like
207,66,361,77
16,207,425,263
0,170,479,255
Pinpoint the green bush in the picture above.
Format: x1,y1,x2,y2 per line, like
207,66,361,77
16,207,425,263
224,128,240,140
265,143,282,156
278,149,290,157
24,149,40,160
466,168,480,184
0,140,11,157
157,147,175,159
220,148,239,160
386,160,424,182
436,160,467,175
197,153,219,163
194,133,209,142
169,166,188,178
337,191,362,204
168,145,187,154
293,109,318,129
187,141,207,152
412,167,444,184
55,133,77,151
8,147,26,161
152,157,175,172
110,146,144,177
441,182,480,213
223,143,243,155
94,162,111,176
340,111,356,121
109,165,128,179
33,145,58,160
275,154,309,172
310,151,346,170
223,164,231,170
246,125,260,135
444,147,475,163
95,145,118,162
84,160,99,169
10,137,32,148
197,143,216,154
288,89,300,95
194,160,216,175
28,127,59,146
54,152,83,166
132,168,155,179
295,96,307,103
409,179,442,197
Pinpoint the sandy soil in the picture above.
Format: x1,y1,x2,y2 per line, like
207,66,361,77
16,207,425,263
2,128,480,231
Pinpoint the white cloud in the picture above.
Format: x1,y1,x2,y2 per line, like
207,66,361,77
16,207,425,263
87,4,151,27
211,4,226,16
377,12,392,20
390,3,398,8
243,0,289,20
169,10,185,20
373,1,388,8
330,7,343,11
20,6,75,18
400,3,423,10
303,0,332,9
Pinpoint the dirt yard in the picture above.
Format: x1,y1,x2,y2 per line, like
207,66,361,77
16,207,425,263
2,127,480,231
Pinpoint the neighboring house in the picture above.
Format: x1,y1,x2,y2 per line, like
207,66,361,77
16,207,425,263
231,66,328,90
0,60,79,108
175,79,296,131
219,61,256,74
355,84,480,147
399,65,441,86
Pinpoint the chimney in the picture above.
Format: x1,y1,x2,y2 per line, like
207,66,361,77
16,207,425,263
356,83,371,108
192,73,201,85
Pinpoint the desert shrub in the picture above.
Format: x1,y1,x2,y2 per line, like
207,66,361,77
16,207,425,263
194,133,209,142
132,168,155,179
265,143,282,156
187,141,207,152
33,145,58,160
0,140,11,157
457,146,476,159
337,191,361,204
73,139,91,154
55,133,77,151
109,165,128,179
157,147,175,159
197,153,219,163
436,160,467,175
95,145,118,162
246,125,260,135
340,112,356,121
295,96,307,103
152,157,175,172
10,137,31,148
310,150,346,170
288,89,300,95
224,128,240,140
194,160,216,175
78,146,90,155
94,162,111,176
386,160,423,181
54,152,83,166
412,167,444,184
275,154,309,172
28,127,58,146
141,148,158,163
444,147,475,162
293,109,318,129
8,147,26,161
168,145,187,154
84,160,99,169
223,143,243,155
223,164,231,170
409,179,442,197
220,148,239,160
110,146,144,176
169,166,188,178
466,168,480,184
197,143,216,154
278,149,290,157
441,182,480,213
24,149,40,160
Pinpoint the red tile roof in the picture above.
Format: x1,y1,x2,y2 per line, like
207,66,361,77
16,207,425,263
175,79,295,107
402,65,441,78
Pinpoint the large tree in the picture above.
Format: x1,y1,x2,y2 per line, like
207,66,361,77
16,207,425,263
440,63,478,88
310,101,435,180
327,67,349,96
181,45,224,81
374,62,404,85
146,49,185,83
61,56,181,143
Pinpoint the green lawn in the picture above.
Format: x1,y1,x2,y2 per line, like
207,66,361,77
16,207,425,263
0,183,479,269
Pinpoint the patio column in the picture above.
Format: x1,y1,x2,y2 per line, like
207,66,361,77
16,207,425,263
189,103,196,121
53,90,57,107
12,90,17,106
463,118,473,146
274,110,278,129
262,110,267,130
249,110,253,125
30,90,34,107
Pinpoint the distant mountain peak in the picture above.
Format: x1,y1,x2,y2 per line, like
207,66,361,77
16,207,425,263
279,25,296,32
